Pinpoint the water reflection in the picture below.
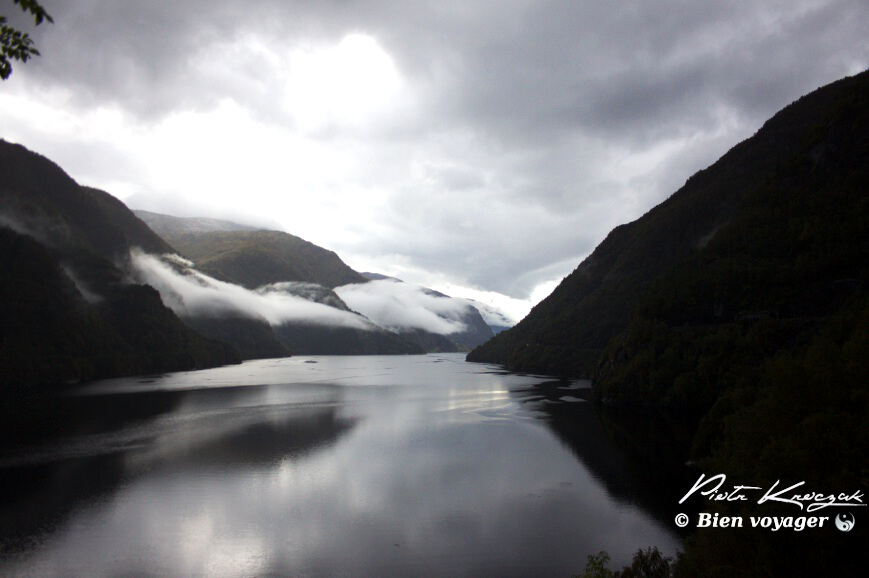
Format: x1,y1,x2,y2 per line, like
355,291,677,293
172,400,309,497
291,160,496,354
0,354,683,576
509,380,698,530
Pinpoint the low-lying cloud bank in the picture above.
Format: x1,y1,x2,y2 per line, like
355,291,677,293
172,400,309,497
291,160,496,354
457,298,515,331
335,279,471,335
129,251,501,342
129,251,374,330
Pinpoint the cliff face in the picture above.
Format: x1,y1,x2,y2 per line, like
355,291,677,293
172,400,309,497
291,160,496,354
0,140,240,387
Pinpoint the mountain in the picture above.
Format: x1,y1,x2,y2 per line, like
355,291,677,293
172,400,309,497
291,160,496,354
137,212,493,353
336,278,495,351
359,272,500,346
132,212,426,355
0,140,240,386
134,210,259,234
468,71,869,379
459,298,514,335
269,323,422,356
134,211,368,289
469,71,869,576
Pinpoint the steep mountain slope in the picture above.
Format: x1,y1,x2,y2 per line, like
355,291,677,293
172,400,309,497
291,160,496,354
468,71,869,378
0,145,172,263
134,212,368,289
469,70,869,577
0,140,240,386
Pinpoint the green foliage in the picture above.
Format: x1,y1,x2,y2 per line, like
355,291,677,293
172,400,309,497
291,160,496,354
13,0,51,24
618,547,674,578
580,548,674,578
0,0,52,80
581,551,614,578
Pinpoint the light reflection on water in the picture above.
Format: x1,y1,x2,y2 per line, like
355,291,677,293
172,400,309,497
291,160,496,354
0,353,686,577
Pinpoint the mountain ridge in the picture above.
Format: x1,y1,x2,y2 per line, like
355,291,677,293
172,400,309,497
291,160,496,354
137,211,496,351
467,69,868,577
467,71,869,377
134,211,368,290
0,140,241,386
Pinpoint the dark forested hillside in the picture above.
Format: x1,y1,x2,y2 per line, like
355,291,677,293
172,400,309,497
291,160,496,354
0,141,240,386
469,71,869,576
0,143,172,263
468,71,869,379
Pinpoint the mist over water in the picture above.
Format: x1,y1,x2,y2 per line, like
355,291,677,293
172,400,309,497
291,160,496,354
0,354,686,576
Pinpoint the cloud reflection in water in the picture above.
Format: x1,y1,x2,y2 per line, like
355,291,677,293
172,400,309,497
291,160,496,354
0,354,682,576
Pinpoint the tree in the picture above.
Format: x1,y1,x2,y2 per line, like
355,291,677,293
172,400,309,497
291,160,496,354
1,0,53,80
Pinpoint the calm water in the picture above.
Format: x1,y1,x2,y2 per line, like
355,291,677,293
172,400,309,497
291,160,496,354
0,354,691,576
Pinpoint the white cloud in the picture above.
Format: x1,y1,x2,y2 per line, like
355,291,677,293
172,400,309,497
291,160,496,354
282,34,404,134
1,0,865,304
129,251,374,330
335,279,471,335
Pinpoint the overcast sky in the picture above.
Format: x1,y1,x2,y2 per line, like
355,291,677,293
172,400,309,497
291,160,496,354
1,0,866,321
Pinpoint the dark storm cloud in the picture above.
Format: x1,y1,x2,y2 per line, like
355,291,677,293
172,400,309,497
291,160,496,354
8,0,868,300
35,1,863,131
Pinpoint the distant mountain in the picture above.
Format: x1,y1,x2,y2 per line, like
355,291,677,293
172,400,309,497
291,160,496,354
138,213,493,353
417,287,494,350
133,212,428,355
459,298,514,335
360,272,397,281
336,278,495,351
134,211,368,289
360,272,499,347
134,210,259,234
127,248,422,357
270,323,422,356
0,140,240,386
469,71,868,576
361,272,504,343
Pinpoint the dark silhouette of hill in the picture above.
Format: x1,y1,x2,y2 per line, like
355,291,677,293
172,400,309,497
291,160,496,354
469,70,869,576
0,140,240,386
468,71,868,379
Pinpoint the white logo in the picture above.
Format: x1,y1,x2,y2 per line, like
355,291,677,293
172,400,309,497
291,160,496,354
835,513,855,532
